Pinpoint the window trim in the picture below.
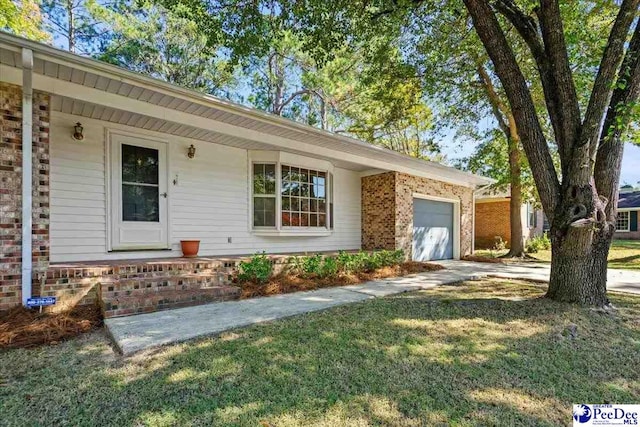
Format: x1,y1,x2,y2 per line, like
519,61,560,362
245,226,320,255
616,210,631,232
251,162,277,229
248,151,335,235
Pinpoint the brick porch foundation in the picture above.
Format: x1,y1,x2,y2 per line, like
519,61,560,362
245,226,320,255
38,254,309,317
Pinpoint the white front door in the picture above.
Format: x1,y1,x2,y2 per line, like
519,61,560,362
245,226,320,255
110,133,169,250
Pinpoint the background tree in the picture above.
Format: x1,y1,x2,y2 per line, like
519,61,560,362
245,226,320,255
41,0,108,53
95,1,236,96
0,0,50,41
155,0,440,156
412,7,535,255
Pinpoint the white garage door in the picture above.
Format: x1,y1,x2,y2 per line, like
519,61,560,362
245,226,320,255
412,198,454,261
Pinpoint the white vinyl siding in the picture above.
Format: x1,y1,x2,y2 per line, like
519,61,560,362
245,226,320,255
49,111,361,262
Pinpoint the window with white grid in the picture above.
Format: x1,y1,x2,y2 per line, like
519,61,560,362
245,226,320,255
616,211,630,232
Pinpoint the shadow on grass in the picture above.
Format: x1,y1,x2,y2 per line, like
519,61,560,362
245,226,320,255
608,254,640,265
1,280,639,426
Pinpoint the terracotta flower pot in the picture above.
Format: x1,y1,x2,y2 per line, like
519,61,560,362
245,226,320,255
180,240,200,258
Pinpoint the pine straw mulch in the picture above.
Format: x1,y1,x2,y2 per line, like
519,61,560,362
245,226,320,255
0,304,103,349
239,261,445,299
461,255,505,264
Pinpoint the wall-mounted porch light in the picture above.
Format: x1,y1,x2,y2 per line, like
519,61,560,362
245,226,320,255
72,122,84,141
187,144,196,159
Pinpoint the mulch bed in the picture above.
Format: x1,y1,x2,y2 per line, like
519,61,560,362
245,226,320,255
239,261,445,299
461,255,504,264
0,304,102,349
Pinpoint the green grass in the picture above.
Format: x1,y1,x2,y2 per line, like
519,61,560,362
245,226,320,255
477,239,640,270
2,279,640,426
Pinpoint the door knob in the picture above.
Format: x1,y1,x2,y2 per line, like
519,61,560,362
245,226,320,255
161,192,167,198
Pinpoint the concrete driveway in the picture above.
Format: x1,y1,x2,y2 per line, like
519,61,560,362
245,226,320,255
437,260,640,295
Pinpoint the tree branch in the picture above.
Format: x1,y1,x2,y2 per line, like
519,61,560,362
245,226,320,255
464,0,560,218
493,0,567,163
536,0,582,155
476,62,509,135
277,88,312,113
580,0,640,154
595,19,640,221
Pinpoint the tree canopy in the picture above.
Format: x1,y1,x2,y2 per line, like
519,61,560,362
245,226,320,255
1,0,49,40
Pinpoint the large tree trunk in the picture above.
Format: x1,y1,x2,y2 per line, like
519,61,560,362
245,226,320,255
546,227,611,305
463,0,640,306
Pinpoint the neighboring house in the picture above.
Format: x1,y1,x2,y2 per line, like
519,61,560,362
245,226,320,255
474,188,544,249
615,190,640,239
0,33,490,315
476,187,640,247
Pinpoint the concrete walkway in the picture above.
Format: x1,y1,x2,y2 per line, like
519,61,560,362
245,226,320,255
105,260,640,355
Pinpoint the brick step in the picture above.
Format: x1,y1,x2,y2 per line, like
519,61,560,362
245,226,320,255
100,274,241,317
105,273,233,293
47,260,240,281
102,285,240,317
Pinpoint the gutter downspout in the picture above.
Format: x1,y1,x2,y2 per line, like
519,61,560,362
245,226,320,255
472,183,493,255
21,48,33,306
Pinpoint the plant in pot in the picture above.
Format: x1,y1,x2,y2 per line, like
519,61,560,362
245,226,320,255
180,240,200,258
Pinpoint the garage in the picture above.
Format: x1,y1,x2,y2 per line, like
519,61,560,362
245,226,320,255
412,197,456,261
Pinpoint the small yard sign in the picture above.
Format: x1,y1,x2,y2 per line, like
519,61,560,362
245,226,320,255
26,296,57,308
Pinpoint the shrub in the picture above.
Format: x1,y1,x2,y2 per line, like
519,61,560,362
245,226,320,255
336,250,405,273
526,234,551,254
301,254,323,277
336,250,359,273
319,256,339,278
237,252,273,283
239,250,408,284
493,236,507,252
377,249,404,267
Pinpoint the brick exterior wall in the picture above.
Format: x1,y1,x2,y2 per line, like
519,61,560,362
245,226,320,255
361,171,474,259
475,200,511,249
0,82,50,311
361,172,396,250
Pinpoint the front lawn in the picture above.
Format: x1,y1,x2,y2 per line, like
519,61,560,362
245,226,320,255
1,279,639,426
477,239,640,270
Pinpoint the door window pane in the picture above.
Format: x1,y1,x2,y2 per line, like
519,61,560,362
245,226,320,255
122,184,159,221
122,144,159,184
121,144,160,222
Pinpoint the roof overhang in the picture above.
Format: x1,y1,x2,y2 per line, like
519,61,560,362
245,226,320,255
0,32,493,188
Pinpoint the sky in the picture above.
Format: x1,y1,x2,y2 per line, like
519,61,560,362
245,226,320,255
439,112,640,188
441,139,640,187
621,143,640,186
